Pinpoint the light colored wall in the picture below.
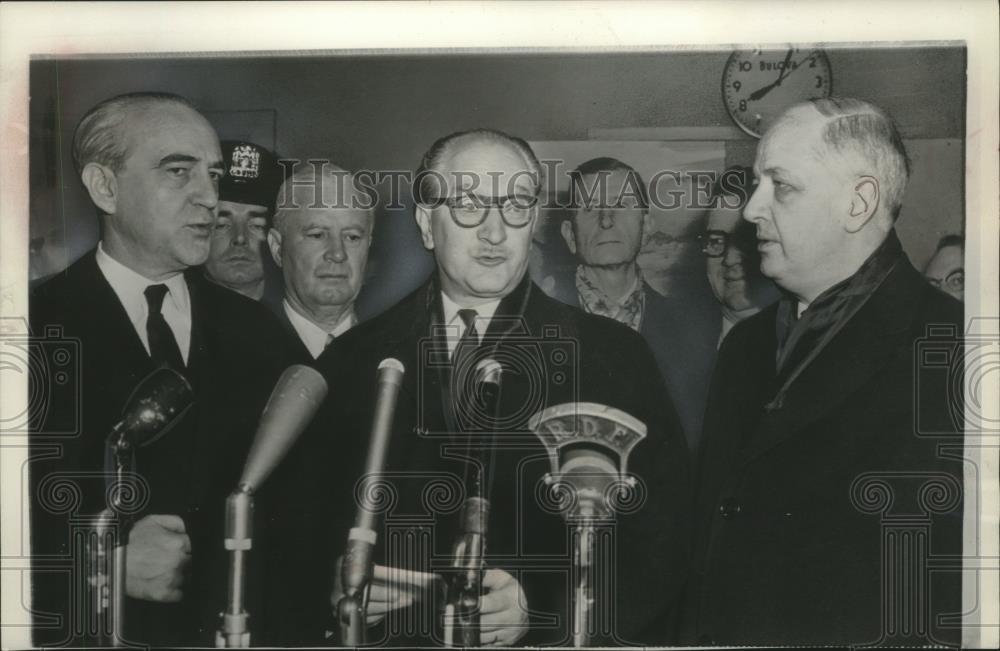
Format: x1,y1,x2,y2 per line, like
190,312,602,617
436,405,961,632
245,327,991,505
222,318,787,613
29,46,966,304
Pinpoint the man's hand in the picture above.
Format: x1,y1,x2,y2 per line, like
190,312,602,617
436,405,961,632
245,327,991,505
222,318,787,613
478,568,528,647
330,557,414,626
125,514,191,602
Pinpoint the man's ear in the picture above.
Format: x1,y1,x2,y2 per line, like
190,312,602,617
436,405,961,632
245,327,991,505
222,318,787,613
414,205,435,250
80,162,118,215
560,219,577,256
266,228,283,268
846,176,880,233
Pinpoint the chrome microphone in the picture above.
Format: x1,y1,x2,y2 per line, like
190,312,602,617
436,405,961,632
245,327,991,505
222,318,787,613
217,365,328,648
94,367,193,647
528,403,647,648
445,358,502,648
338,358,406,646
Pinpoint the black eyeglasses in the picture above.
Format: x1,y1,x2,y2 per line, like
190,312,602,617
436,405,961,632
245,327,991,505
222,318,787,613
698,229,756,258
927,269,964,293
426,193,537,229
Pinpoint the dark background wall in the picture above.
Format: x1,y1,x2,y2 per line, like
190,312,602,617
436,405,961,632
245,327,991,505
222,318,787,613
29,46,966,312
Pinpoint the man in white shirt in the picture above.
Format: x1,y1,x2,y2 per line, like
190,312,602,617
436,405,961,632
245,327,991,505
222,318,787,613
266,163,374,359
685,97,963,646
30,92,289,646
279,129,691,647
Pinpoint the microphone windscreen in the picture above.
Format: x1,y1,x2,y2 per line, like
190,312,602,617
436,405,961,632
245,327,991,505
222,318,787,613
377,357,405,386
240,365,328,490
558,446,619,509
119,366,194,448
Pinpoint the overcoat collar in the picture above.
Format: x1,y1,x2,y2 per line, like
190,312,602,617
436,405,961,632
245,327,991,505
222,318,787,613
740,256,927,464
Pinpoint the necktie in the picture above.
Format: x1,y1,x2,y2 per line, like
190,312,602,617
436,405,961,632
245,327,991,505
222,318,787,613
451,308,480,429
144,284,185,370
325,332,336,350
453,308,479,370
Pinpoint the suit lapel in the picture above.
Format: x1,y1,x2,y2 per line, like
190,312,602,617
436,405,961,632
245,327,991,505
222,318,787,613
177,276,209,501
741,261,925,464
80,252,155,372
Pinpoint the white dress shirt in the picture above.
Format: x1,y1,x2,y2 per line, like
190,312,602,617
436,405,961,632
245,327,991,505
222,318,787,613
95,242,192,363
439,292,501,360
284,300,357,359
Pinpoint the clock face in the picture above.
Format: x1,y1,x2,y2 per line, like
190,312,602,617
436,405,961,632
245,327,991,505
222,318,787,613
722,48,833,138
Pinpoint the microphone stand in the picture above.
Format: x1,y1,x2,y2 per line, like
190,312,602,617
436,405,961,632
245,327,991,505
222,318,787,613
88,367,194,648
571,505,597,648
217,485,253,648
530,403,647,649
445,495,489,647
337,359,405,646
94,427,137,647
215,364,328,648
444,359,501,648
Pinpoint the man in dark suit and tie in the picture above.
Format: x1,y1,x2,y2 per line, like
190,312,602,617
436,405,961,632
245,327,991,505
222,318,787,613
29,92,289,646
683,97,964,646
275,129,691,646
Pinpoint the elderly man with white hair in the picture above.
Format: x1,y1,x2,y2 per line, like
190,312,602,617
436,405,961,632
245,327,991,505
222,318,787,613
266,163,375,360
683,98,963,647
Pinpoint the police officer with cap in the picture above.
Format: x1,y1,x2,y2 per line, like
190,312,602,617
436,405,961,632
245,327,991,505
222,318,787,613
205,140,284,300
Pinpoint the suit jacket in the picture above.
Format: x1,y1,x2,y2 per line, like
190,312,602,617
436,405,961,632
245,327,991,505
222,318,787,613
681,255,964,646
262,288,377,365
268,275,692,646
29,250,290,647
262,289,314,364
547,274,718,455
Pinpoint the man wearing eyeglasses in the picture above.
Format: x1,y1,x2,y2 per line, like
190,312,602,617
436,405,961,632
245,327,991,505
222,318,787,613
923,234,964,302
700,166,779,347
277,129,691,646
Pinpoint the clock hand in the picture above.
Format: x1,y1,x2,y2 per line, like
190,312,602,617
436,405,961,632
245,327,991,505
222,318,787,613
747,49,795,101
777,48,795,81
747,49,823,103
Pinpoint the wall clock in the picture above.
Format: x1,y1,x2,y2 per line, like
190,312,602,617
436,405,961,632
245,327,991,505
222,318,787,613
722,48,833,138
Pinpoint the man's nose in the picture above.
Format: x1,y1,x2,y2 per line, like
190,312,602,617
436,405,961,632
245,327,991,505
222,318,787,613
192,169,219,210
743,185,766,224
722,242,744,267
477,205,508,245
324,236,347,262
231,223,249,246
598,208,616,229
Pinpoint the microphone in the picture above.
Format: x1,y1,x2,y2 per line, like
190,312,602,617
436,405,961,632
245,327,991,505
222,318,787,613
95,367,193,647
338,358,406,646
445,358,502,647
240,365,329,490
217,365,329,648
553,447,619,519
111,366,194,449
529,402,647,647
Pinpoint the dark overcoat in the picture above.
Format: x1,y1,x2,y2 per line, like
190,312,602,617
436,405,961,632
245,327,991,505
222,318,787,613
29,250,290,646
681,257,965,646
268,275,693,646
